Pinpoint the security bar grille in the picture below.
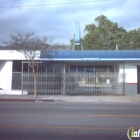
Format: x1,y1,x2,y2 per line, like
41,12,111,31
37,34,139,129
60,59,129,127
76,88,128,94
21,72,125,96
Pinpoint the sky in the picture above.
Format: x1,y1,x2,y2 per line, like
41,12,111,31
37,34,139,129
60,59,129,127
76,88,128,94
0,0,140,46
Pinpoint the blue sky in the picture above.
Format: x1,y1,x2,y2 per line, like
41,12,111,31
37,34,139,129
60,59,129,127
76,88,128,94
0,0,140,46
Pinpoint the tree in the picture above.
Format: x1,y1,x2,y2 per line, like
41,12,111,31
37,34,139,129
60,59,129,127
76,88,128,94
126,28,140,49
4,32,60,98
83,15,128,50
70,15,140,50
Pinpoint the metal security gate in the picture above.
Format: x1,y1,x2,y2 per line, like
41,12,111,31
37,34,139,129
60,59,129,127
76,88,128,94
65,73,125,95
22,72,125,95
22,72,62,95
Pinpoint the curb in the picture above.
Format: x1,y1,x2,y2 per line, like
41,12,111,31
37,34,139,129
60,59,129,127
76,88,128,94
0,99,54,102
36,99,54,102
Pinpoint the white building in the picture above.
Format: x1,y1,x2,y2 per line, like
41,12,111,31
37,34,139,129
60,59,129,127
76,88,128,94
0,50,140,95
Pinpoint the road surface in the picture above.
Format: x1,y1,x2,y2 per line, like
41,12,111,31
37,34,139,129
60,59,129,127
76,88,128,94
0,101,140,140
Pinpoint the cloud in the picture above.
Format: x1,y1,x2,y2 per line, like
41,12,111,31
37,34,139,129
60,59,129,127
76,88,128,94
0,0,140,46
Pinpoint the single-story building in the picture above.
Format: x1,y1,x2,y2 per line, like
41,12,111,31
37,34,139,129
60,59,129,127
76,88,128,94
0,50,140,96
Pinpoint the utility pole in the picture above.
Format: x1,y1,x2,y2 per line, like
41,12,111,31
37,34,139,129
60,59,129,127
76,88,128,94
116,43,118,50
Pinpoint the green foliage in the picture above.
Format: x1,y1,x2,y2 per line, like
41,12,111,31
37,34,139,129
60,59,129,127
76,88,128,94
70,15,140,50
69,38,74,50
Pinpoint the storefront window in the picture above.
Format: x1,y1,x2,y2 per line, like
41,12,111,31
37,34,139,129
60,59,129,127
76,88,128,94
70,65,114,73
95,65,107,73
78,66,85,72
107,65,113,72
13,60,22,72
70,65,76,72
86,66,94,72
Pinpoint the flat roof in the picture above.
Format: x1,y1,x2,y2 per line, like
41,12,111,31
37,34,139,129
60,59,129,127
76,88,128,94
0,50,40,60
40,50,140,62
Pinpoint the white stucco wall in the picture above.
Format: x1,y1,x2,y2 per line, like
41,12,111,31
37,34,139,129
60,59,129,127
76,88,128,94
0,60,13,90
118,62,140,83
0,50,40,60
0,50,40,95
0,50,25,60
124,63,138,83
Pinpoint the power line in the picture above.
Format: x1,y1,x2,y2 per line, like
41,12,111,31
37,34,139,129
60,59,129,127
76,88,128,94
0,0,111,8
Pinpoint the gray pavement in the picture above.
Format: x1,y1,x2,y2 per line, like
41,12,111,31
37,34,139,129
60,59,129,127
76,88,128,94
0,101,140,140
0,94,140,103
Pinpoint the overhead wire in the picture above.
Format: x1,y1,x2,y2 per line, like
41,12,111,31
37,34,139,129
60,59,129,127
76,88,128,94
0,0,111,8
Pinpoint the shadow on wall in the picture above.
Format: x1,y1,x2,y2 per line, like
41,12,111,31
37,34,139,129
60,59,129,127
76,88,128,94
0,60,6,71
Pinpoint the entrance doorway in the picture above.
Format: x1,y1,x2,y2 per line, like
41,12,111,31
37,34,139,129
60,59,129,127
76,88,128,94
137,66,140,94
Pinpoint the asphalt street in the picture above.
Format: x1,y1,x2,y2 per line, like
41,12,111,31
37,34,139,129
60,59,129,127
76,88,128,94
0,101,140,140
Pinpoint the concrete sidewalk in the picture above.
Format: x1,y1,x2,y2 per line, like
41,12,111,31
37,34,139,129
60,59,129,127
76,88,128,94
0,94,140,103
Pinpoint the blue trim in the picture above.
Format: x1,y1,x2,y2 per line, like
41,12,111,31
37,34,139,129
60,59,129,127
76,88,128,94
40,50,140,62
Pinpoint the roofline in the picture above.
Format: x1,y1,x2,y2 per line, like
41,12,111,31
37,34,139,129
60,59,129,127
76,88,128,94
40,58,140,62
